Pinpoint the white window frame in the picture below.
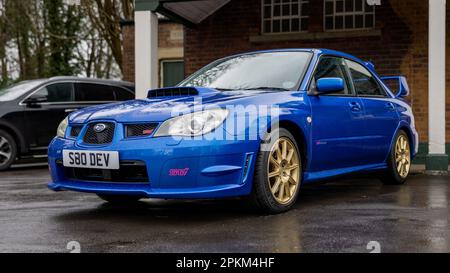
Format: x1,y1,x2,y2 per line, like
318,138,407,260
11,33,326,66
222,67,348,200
323,0,376,31
261,0,310,34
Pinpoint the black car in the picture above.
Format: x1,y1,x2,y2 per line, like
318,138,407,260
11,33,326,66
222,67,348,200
0,77,135,170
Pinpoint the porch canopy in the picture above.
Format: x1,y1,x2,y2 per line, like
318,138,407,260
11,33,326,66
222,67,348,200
134,0,230,100
136,0,230,26
133,0,447,172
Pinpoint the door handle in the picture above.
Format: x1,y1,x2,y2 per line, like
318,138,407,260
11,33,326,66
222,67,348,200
349,101,361,112
385,102,395,111
65,108,78,113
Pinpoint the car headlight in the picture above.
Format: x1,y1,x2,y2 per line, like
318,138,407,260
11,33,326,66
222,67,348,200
57,117,69,138
154,109,229,137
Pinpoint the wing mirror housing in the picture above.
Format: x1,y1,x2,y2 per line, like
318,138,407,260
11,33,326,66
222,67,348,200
24,97,46,108
313,77,345,95
381,76,410,98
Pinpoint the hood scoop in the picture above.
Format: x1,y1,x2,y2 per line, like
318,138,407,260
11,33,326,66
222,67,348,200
147,87,219,99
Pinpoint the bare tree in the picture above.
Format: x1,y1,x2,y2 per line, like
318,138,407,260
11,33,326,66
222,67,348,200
4,0,36,79
81,0,134,74
74,14,121,79
0,0,8,85
0,0,128,84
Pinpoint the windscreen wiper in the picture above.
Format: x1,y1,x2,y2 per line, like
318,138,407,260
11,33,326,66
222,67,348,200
212,87,291,91
239,87,291,91
212,87,236,91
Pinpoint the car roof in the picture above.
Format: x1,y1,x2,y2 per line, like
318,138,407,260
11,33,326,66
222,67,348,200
36,76,135,88
228,48,368,66
314,48,368,64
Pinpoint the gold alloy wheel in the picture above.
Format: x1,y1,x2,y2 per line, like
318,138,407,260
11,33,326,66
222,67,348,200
395,135,411,178
267,137,301,204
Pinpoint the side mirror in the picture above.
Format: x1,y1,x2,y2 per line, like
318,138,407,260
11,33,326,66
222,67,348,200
315,77,345,95
381,76,410,98
24,97,46,108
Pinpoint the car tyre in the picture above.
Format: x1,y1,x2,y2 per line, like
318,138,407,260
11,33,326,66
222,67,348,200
381,130,411,185
0,129,17,171
250,128,302,214
97,194,142,203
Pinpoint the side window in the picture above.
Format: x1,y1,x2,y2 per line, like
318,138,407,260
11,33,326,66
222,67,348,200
345,60,386,97
29,83,73,103
113,86,134,101
74,83,115,102
312,56,351,95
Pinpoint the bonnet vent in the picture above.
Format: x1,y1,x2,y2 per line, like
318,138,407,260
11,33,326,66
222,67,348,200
147,87,199,98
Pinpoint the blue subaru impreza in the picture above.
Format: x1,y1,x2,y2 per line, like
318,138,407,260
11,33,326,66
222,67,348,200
48,49,418,213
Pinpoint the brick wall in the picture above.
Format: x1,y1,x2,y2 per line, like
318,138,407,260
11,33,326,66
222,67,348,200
184,0,450,143
121,20,184,84
159,21,184,49
122,22,135,83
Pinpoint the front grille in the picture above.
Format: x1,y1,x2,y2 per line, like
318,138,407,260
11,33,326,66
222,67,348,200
148,87,199,98
125,123,158,138
61,161,149,183
70,126,83,138
83,122,115,144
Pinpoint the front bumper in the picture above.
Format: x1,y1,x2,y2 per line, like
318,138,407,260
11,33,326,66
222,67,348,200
48,135,260,199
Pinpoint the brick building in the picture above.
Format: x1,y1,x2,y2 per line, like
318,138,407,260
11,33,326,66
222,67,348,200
130,0,448,170
121,17,184,87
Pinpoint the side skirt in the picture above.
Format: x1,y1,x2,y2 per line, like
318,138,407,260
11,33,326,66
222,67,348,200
303,163,388,183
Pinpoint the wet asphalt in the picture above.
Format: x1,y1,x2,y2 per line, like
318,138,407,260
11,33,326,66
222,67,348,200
0,166,449,253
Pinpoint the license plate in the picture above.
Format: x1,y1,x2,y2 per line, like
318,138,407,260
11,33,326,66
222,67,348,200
63,150,120,170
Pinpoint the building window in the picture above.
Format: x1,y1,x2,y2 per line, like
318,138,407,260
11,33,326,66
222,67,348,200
324,0,375,31
160,60,185,88
262,0,310,34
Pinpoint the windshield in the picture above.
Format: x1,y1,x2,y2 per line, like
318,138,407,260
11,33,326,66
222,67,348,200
0,80,46,102
179,51,312,91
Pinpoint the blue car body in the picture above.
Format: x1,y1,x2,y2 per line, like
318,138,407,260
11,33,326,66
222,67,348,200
48,49,418,199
